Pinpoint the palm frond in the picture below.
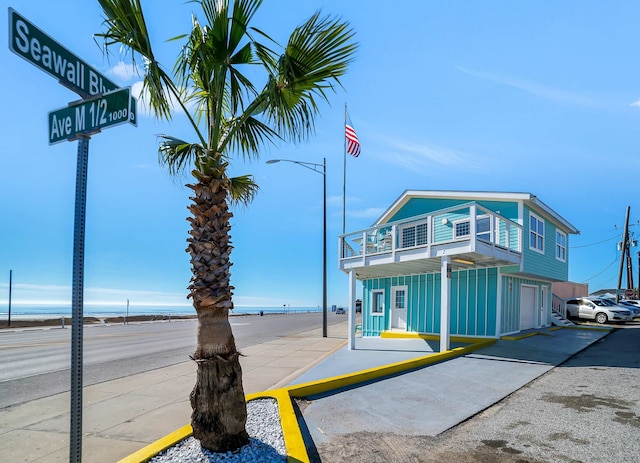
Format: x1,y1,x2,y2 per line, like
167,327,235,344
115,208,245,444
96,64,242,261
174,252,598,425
228,174,259,206
259,12,357,142
97,0,175,120
158,135,205,177
224,116,280,159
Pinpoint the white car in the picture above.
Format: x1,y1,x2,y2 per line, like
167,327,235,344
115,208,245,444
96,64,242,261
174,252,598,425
622,299,640,308
617,300,640,318
565,297,634,324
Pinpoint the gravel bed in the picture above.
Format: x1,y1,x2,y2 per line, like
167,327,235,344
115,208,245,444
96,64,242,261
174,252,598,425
150,398,287,463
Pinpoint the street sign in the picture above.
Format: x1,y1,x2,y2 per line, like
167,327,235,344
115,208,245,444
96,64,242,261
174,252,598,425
8,8,137,125
48,87,133,144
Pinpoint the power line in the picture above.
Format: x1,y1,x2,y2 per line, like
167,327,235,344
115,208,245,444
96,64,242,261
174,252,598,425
579,257,619,284
570,235,620,249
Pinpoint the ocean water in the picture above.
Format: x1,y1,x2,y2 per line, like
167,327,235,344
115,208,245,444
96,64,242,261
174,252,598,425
0,304,322,319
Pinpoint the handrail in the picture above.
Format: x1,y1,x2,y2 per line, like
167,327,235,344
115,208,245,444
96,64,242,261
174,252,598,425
339,202,522,259
339,201,517,239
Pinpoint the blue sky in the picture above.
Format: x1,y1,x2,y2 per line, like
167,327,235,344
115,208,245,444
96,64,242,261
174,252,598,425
2,0,640,310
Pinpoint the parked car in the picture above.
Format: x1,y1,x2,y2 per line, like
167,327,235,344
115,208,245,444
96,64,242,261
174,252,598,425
335,307,346,314
617,300,640,318
565,297,634,324
622,299,640,308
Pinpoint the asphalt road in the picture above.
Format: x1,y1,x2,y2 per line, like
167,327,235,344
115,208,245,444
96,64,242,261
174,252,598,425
0,312,342,408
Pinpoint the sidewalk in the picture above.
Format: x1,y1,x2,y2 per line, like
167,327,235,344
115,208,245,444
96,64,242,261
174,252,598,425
293,326,613,453
0,320,349,463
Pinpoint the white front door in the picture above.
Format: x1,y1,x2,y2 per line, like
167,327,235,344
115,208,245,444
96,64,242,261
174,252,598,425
391,286,408,330
520,285,537,330
540,286,548,326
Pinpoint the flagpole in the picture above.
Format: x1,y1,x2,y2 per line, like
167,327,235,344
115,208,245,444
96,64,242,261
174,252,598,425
342,103,347,235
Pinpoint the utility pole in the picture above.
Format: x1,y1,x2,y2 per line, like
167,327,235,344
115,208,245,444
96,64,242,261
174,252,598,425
8,270,12,327
616,206,630,303
627,248,634,290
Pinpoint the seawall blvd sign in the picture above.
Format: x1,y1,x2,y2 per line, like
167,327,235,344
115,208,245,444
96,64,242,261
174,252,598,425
49,87,132,145
8,7,136,125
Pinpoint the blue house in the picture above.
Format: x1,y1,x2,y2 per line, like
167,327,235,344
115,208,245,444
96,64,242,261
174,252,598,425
339,190,579,351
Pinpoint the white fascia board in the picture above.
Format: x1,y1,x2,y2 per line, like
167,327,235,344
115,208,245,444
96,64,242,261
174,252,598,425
526,196,580,235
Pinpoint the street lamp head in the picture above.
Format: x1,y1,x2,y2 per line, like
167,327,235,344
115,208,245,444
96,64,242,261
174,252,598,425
266,159,281,164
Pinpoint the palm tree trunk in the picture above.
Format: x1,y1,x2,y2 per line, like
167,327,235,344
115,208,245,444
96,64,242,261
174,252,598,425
186,175,249,452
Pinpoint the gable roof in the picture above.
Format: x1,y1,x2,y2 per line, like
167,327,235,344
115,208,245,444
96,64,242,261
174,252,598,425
375,190,579,234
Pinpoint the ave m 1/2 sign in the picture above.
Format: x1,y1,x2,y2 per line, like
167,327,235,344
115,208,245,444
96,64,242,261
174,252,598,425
48,87,133,145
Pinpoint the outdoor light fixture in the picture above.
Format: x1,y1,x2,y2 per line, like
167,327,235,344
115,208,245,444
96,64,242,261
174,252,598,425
266,158,328,338
453,258,475,265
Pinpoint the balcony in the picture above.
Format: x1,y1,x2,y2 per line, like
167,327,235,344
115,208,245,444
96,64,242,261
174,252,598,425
339,202,522,279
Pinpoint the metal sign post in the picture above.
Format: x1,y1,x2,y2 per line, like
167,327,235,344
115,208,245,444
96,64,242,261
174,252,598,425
8,8,138,463
70,135,89,463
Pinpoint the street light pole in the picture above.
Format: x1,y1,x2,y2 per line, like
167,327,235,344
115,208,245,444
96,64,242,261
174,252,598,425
267,158,328,337
322,157,327,338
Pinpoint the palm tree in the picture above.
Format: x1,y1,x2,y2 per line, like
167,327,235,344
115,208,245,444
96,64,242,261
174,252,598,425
96,0,356,453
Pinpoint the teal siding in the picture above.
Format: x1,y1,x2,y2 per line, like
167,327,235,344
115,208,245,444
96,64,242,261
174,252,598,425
433,208,469,243
388,198,519,223
362,268,499,337
522,206,569,281
362,278,391,335
500,276,552,334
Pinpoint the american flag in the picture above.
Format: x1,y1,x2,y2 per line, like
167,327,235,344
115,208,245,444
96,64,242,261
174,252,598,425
345,118,361,157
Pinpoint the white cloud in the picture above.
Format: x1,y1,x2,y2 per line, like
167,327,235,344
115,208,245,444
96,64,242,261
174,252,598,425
348,207,385,220
630,100,640,108
107,61,142,82
384,140,481,176
131,80,194,117
456,65,604,107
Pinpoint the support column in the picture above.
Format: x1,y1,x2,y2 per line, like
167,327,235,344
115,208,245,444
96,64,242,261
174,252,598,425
440,256,451,352
348,269,356,350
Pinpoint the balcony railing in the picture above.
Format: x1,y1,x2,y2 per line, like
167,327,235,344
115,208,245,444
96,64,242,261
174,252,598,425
340,202,522,261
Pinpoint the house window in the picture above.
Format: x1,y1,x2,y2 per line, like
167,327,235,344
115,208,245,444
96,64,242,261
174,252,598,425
556,230,567,262
476,215,491,242
454,216,491,241
454,220,470,238
529,213,544,253
400,221,428,248
371,290,384,316
416,222,428,245
394,288,405,309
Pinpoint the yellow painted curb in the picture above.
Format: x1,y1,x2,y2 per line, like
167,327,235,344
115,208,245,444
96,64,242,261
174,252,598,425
246,391,309,463
560,325,613,332
501,331,551,340
118,337,495,463
286,340,495,398
116,424,192,463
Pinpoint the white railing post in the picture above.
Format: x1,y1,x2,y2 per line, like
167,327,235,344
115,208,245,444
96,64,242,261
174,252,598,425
440,256,451,352
348,269,356,350
391,224,397,258
470,204,477,251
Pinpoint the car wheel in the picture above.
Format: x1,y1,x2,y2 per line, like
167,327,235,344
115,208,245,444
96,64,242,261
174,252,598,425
595,312,608,324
